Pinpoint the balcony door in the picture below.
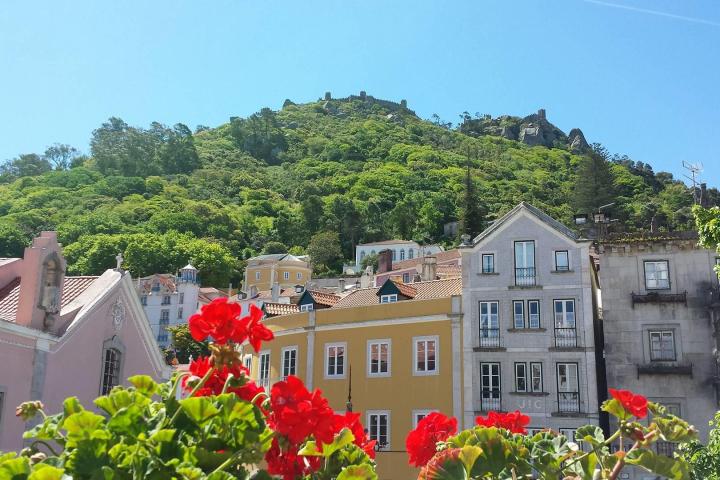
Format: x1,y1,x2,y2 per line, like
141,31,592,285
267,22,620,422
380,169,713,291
514,241,536,286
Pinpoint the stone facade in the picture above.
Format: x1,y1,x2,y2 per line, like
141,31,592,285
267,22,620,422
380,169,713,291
598,237,718,461
461,203,600,438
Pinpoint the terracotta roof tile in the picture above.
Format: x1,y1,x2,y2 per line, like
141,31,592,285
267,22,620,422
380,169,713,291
307,289,342,307
392,281,417,298
0,276,98,323
333,278,461,309
263,302,300,316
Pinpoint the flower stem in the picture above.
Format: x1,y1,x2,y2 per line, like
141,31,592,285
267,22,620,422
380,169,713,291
168,366,215,426
210,450,243,476
30,440,59,456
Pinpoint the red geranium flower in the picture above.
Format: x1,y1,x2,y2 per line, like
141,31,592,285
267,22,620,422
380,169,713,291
609,388,648,419
406,412,458,467
333,411,377,459
265,437,321,480
268,375,336,446
188,298,244,345
238,303,274,352
182,356,266,408
475,410,530,434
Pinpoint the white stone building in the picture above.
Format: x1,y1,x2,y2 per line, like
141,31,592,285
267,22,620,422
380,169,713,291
136,265,200,348
353,240,443,271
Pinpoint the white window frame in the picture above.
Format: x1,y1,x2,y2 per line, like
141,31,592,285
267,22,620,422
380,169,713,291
481,253,495,274
559,428,577,442
179,292,184,304
177,307,183,319
402,272,410,283
296,272,302,280
380,294,398,304
258,351,270,388
530,362,543,393
400,249,406,260
255,271,261,280
528,300,540,329
413,335,439,376
281,346,298,379
162,295,171,305
160,309,170,325
479,301,499,332
513,300,525,329
554,299,576,329
554,250,570,271
243,354,252,373
325,342,347,379
300,303,314,312
644,260,670,290
649,330,676,361
515,362,527,392
366,410,391,450
412,409,436,428
367,339,391,377
283,271,290,280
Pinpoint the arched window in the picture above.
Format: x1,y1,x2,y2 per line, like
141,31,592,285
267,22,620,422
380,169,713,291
400,249,406,260
101,348,121,395
360,251,366,260
408,249,414,259
100,337,125,395
371,250,376,255
392,250,397,261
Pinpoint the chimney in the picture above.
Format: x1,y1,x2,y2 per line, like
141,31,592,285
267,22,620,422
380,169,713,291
338,278,346,293
377,249,393,274
16,232,66,332
271,283,280,303
421,256,437,282
360,267,374,289
700,183,709,208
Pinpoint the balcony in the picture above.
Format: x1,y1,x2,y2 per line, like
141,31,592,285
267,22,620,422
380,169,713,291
514,267,536,287
476,329,504,350
556,392,580,414
631,291,687,307
636,363,693,376
479,390,501,412
656,441,676,457
553,328,579,349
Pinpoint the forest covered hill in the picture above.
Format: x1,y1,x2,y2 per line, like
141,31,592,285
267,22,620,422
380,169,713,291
1,93,715,286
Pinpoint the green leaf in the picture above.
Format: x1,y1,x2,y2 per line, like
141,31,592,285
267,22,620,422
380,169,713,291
63,411,106,447
601,398,630,420
625,448,690,480
62,397,84,417
179,397,219,425
653,416,698,443
128,375,159,397
574,425,605,448
28,465,65,480
336,464,378,480
298,427,355,457
458,445,482,473
0,457,30,479
206,472,235,480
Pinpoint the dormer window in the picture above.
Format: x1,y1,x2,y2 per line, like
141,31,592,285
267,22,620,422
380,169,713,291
300,304,314,312
380,294,398,304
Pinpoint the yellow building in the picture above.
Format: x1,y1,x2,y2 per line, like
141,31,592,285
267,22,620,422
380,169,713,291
244,278,463,480
243,253,312,292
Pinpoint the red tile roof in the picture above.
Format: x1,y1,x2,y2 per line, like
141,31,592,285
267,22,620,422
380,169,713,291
332,278,461,309
393,281,417,298
307,289,342,307
0,276,99,323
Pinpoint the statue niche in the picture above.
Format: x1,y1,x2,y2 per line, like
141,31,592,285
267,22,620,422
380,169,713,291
39,253,63,330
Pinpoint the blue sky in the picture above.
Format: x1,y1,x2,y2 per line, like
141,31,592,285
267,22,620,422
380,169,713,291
1,0,718,183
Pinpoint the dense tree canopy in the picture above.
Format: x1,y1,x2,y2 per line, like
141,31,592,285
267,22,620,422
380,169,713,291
0,96,714,285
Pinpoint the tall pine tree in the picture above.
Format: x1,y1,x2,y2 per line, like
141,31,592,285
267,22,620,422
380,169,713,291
459,149,484,240
572,152,616,214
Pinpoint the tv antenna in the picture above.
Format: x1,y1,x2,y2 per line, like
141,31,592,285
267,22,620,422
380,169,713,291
682,161,703,204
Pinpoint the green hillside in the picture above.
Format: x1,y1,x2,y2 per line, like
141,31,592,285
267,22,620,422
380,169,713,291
0,93,714,286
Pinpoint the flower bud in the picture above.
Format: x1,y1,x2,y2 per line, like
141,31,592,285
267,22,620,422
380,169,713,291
15,401,45,421
30,452,47,464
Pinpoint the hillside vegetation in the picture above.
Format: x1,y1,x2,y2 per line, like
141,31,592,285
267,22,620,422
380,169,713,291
1,93,714,286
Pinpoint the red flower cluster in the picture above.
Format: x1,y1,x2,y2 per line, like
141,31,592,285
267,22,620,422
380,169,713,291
265,438,322,480
475,410,530,434
189,299,273,351
609,388,648,419
406,412,458,467
182,356,265,407
334,411,377,459
267,376,337,446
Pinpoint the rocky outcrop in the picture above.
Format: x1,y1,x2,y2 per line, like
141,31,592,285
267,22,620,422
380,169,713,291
568,128,590,153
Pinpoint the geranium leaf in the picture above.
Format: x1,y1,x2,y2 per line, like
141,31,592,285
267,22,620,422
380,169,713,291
575,425,605,448
336,464,378,480
0,457,30,478
653,416,698,443
299,428,355,458
62,397,84,417
458,445,482,473
625,448,689,480
28,465,65,480
180,397,219,424
63,411,105,446
601,398,629,420
128,375,159,397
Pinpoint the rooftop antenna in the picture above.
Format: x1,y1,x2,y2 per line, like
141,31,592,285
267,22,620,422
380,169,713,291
682,161,703,204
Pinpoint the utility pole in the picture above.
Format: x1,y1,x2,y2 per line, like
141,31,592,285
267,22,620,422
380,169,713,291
682,161,703,205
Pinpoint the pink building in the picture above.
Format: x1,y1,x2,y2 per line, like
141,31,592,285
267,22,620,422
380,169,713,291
0,232,170,452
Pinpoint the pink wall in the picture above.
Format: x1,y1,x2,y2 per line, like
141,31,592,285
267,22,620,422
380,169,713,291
0,330,36,452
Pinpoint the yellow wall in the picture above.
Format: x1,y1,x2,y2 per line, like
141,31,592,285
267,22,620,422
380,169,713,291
245,263,312,291
245,298,461,480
